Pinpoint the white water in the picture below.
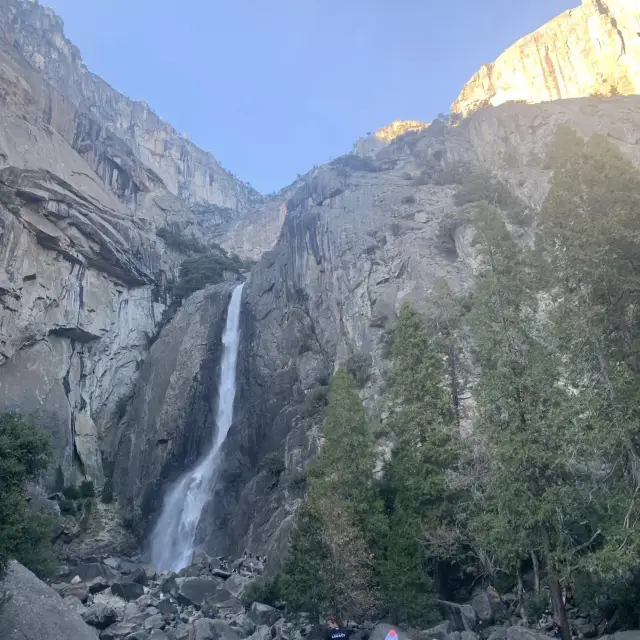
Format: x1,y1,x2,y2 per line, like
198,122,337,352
149,283,244,572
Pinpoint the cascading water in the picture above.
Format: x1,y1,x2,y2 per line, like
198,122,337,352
149,283,244,572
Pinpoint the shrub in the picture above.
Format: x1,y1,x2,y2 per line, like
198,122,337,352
401,194,416,205
59,498,77,515
171,251,240,304
119,499,143,535
240,575,283,607
260,453,286,478
329,154,377,175
102,478,114,504
53,465,65,493
299,386,329,419
79,480,95,499
288,470,308,491
157,227,207,254
453,170,525,216
0,411,55,579
62,485,81,501
345,351,372,387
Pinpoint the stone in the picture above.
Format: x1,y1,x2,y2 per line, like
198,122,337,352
72,575,83,584
195,618,242,640
229,613,258,638
471,587,505,625
486,628,508,640
88,577,112,594
223,573,251,599
62,594,87,614
64,582,91,602
247,602,282,627
212,569,232,580
83,603,119,629
124,633,149,640
178,578,228,607
246,627,273,640
131,567,149,585
156,598,179,615
506,629,554,640
98,623,141,639
145,614,167,631
123,602,142,620
149,632,172,640
437,601,477,632
420,621,453,640
112,581,146,601
452,0,640,117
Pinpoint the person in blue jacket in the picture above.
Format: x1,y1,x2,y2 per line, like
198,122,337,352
326,617,354,640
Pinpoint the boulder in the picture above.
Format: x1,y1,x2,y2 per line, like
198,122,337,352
149,632,172,640
471,587,505,625
247,602,281,627
124,633,148,640
229,613,258,637
0,562,99,639
88,577,112,594
111,581,145,601
420,621,453,640
92,592,129,617
178,578,228,607
156,597,179,615
174,622,196,639
62,594,87,614
224,573,251,598
246,627,273,640
145,613,166,631
437,601,477,631
486,628,508,640
195,618,242,640
98,622,141,639
213,569,232,580
82,603,118,629
130,567,149,585
506,629,554,640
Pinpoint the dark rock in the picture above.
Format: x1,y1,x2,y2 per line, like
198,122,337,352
104,558,122,570
161,575,180,598
88,577,112,594
247,602,282,627
0,561,99,640
124,633,149,640
156,597,179,615
178,578,228,607
83,603,119,629
112,581,145,601
63,582,91,602
229,614,258,638
212,569,232,580
149,632,172,640
486,628,508,640
419,621,452,640
131,568,149,585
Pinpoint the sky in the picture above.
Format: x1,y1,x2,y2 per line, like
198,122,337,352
42,0,577,194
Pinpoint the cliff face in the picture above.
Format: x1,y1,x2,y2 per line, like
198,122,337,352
452,0,640,117
0,0,281,489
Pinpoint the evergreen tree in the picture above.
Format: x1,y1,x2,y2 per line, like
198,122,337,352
0,412,55,579
380,302,466,624
280,368,381,621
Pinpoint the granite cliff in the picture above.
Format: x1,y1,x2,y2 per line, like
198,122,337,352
2,0,640,572
452,0,640,117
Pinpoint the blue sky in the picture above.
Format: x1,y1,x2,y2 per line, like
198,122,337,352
43,0,577,194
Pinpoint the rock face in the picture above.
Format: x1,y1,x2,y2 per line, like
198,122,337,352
203,96,640,565
452,0,640,117
0,0,280,491
0,561,99,639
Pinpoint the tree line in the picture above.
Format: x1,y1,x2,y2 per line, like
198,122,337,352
270,127,640,636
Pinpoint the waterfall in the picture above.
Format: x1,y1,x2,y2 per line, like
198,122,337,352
149,283,244,572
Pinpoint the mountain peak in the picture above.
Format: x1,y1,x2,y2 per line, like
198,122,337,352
452,0,640,117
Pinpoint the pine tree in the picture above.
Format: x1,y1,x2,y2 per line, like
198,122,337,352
379,302,466,624
280,368,381,621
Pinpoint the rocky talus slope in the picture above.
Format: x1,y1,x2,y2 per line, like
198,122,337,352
0,551,627,640
452,0,640,117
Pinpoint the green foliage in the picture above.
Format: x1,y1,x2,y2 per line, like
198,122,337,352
299,385,329,419
345,352,372,387
79,480,95,499
101,478,114,504
59,498,77,515
329,154,378,175
171,251,240,304
157,227,207,254
62,485,81,500
240,574,283,607
53,465,65,493
281,369,381,621
453,170,526,220
119,499,143,536
260,453,286,478
0,412,55,579
287,470,307,491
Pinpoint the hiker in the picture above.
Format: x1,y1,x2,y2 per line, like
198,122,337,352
326,617,354,640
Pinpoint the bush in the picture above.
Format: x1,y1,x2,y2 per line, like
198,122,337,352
240,575,283,607
329,154,377,175
59,498,77,515
288,470,308,491
102,478,114,504
345,351,372,387
299,386,330,419
0,411,55,579
401,194,416,205
453,170,525,215
171,251,240,304
260,453,286,478
119,499,143,535
53,465,65,493
62,485,81,500
79,480,95,499
157,227,207,254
